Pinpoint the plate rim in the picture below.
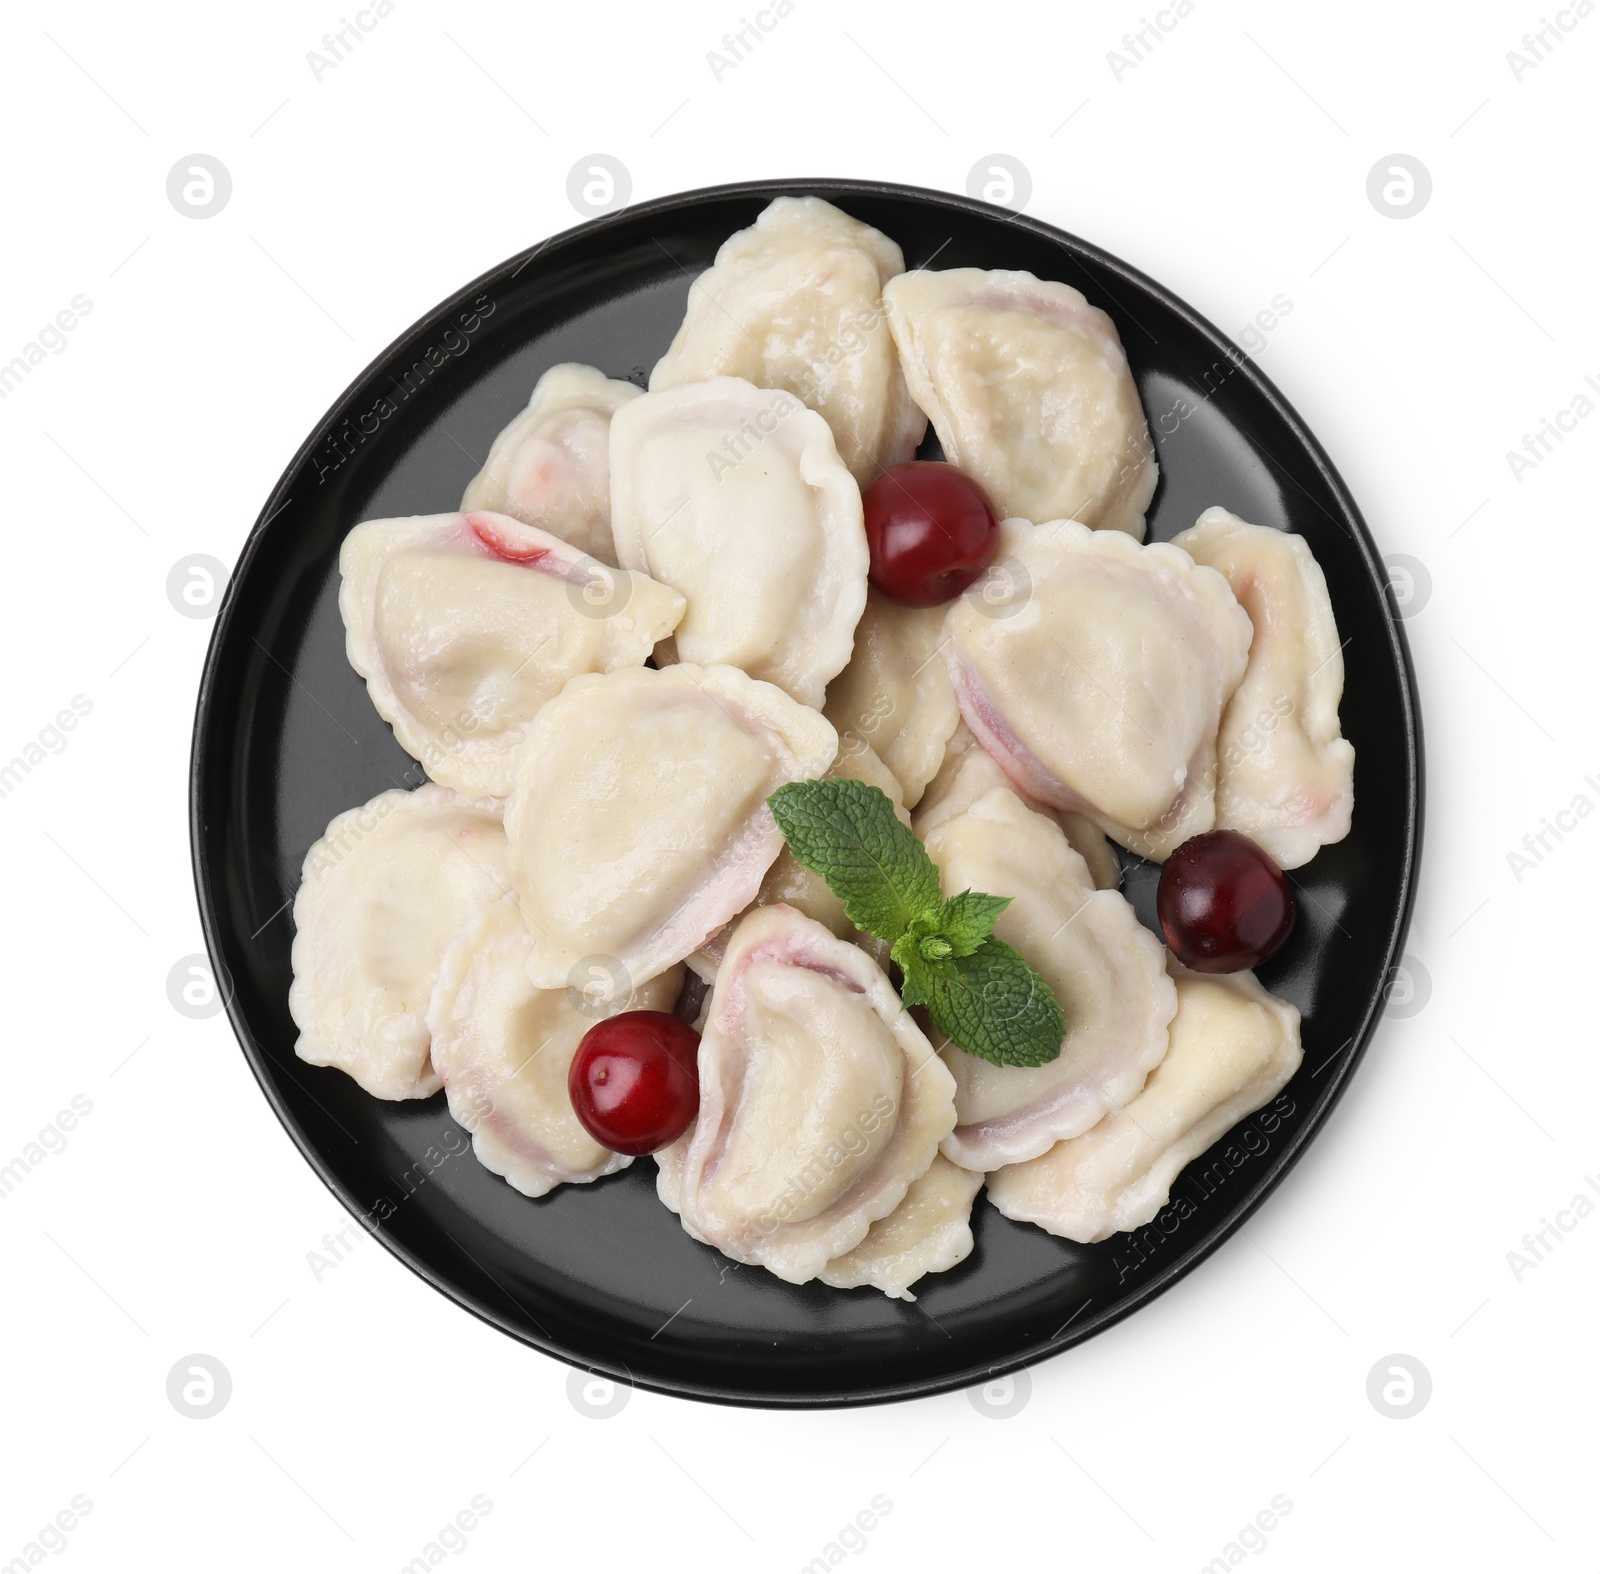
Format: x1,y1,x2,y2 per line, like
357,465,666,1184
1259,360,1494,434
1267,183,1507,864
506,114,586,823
190,175,1424,1408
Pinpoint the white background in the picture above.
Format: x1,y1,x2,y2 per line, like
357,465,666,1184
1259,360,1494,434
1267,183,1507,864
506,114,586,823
2,0,1594,1569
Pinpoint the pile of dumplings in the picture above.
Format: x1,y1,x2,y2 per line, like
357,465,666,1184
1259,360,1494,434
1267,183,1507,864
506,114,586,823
288,196,1355,1302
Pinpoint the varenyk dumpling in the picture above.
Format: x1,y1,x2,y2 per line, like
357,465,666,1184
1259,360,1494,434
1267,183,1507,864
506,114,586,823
658,1096,982,1303
986,961,1301,1241
340,509,684,797
943,517,1253,861
504,663,838,992
1172,507,1355,869
610,375,868,707
658,905,957,1285
650,195,926,485
920,775,1174,1171
885,267,1157,537
460,363,640,566
428,897,682,1197
290,784,510,1100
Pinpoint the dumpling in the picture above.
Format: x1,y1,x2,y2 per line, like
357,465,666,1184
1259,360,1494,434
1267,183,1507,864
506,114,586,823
915,721,1122,891
818,1156,984,1300
609,376,867,707
428,898,681,1197
662,905,956,1284
339,509,684,797
922,782,1174,1171
656,1139,979,1303
289,784,509,1100
1172,507,1355,868
460,363,640,565
987,962,1302,1242
650,196,925,485
884,267,1156,537
822,590,960,808
504,663,837,992
943,518,1253,861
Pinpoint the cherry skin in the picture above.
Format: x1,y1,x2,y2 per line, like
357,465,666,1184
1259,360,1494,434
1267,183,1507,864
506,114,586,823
1157,830,1295,973
568,1011,701,1156
862,461,999,607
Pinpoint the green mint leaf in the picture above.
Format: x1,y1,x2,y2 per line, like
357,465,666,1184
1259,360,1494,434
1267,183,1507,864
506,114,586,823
931,891,1011,958
767,779,941,942
920,936,1065,1068
895,910,954,965
892,937,936,1007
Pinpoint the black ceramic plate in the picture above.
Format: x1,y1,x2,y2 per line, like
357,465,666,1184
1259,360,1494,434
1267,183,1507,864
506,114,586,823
191,178,1421,1408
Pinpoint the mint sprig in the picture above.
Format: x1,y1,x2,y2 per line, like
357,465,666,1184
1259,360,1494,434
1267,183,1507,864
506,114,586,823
766,779,1065,1068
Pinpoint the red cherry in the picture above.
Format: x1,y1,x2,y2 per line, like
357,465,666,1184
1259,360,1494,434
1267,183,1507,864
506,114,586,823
1157,830,1295,973
568,1011,700,1156
862,461,999,607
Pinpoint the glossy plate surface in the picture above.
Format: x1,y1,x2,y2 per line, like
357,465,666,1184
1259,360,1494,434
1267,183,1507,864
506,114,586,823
191,178,1422,1407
